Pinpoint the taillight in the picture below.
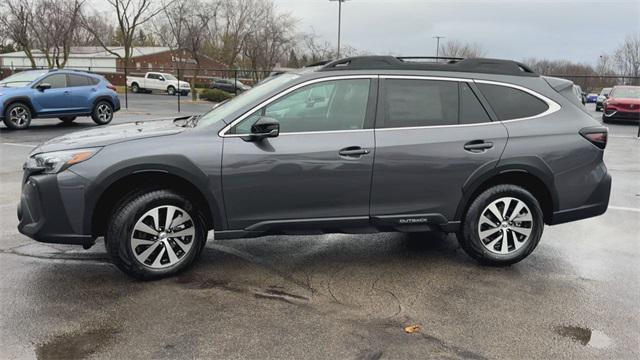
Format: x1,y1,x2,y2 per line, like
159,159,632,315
579,127,608,149
106,83,117,91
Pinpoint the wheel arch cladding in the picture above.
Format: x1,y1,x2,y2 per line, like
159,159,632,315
89,167,221,238
93,96,114,108
456,164,557,225
4,97,35,116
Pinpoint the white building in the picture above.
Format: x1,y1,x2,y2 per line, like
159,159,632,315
0,47,171,73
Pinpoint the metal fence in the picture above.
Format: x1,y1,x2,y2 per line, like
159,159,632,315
0,65,273,112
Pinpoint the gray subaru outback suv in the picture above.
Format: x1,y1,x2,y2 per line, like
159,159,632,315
18,56,611,279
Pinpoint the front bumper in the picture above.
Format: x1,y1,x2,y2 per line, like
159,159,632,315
549,171,611,225
603,109,640,121
17,170,95,246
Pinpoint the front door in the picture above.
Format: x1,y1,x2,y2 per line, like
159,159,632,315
370,77,508,226
31,73,72,114
221,77,377,230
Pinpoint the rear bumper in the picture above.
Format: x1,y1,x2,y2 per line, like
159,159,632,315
17,171,94,246
549,172,611,225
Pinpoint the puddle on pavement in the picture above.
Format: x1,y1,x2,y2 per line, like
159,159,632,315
35,327,118,360
554,325,612,349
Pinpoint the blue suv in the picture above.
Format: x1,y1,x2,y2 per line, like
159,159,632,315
0,69,120,130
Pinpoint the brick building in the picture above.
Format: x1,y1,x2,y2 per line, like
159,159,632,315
0,47,228,85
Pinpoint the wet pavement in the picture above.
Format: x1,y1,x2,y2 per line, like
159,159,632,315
0,103,639,359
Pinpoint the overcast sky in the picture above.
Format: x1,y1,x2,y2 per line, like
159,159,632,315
272,0,640,64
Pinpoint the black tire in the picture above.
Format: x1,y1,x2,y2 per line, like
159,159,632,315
167,86,176,96
602,114,609,123
59,116,76,123
91,100,114,125
595,105,601,112
457,184,544,266
131,83,140,93
105,189,207,280
3,102,32,130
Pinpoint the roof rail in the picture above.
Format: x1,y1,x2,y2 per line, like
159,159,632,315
304,60,333,68
319,56,538,77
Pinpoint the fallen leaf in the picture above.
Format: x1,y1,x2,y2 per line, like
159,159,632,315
404,325,421,334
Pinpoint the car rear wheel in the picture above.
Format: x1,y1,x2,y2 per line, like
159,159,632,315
3,103,32,130
131,83,140,93
458,184,543,265
59,116,76,123
105,189,207,279
91,101,113,125
167,86,176,95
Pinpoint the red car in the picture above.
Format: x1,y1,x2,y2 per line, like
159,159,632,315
603,85,640,122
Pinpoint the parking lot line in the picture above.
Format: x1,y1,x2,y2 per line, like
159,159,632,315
0,143,37,148
608,205,640,213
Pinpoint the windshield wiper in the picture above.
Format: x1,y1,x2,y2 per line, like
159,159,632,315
185,114,202,127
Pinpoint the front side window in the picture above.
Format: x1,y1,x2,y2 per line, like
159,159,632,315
477,83,549,120
381,79,458,128
40,74,67,89
231,79,371,134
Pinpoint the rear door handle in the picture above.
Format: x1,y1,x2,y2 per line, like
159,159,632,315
339,146,370,157
464,141,494,152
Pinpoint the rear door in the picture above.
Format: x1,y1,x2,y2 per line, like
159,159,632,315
221,76,378,230
67,74,98,113
30,73,72,115
370,76,508,226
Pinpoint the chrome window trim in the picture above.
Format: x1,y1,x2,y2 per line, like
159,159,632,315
219,75,562,137
473,79,561,122
218,75,377,137
380,75,473,82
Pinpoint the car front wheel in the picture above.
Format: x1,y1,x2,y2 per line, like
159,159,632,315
458,184,544,265
167,86,176,95
105,189,207,279
91,101,114,125
3,103,32,130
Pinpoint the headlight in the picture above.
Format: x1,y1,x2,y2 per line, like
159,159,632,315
29,147,101,174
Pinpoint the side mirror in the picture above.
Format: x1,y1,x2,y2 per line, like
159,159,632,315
37,83,51,91
246,116,279,141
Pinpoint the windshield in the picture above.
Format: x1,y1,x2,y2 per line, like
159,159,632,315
611,87,640,99
163,74,177,81
197,73,300,127
0,70,48,87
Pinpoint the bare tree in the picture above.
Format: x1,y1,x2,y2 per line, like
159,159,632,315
1,0,38,68
29,0,84,68
183,0,218,99
613,33,640,85
82,0,165,70
215,0,260,67
439,40,486,59
243,2,296,73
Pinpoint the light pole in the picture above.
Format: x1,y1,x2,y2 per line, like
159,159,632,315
433,36,444,61
330,0,348,58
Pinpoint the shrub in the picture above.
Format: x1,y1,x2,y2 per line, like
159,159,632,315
199,89,233,102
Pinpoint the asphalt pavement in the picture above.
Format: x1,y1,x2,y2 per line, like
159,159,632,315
0,100,638,359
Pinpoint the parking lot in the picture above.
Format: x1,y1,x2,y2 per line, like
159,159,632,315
0,97,638,359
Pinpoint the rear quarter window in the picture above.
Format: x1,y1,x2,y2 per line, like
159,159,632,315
477,83,549,120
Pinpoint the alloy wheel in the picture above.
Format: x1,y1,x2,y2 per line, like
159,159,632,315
9,106,29,127
477,197,533,255
97,104,112,123
130,205,196,269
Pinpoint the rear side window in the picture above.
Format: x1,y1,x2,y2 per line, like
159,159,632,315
382,79,458,128
477,83,549,120
68,74,93,87
459,83,491,124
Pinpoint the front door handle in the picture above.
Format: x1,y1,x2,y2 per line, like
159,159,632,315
464,140,494,152
339,146,370,157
